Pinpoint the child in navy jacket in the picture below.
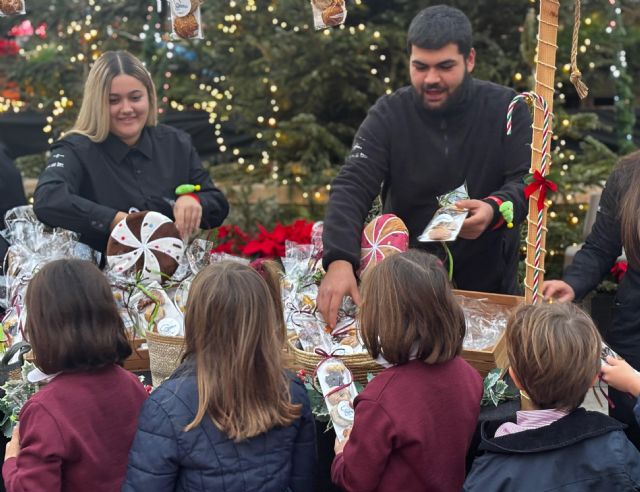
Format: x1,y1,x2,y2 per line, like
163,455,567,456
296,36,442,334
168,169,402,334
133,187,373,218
464,303,640,491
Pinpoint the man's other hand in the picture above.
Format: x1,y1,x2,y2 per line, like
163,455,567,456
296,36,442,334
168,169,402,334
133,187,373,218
317,260,361,329
457,199,494,239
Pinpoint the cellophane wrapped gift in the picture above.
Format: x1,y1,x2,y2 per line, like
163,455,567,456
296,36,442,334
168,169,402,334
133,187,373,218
456,294,509,350
1,206,97,349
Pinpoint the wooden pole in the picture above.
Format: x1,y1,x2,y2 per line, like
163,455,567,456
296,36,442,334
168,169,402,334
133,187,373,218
524,0,560,304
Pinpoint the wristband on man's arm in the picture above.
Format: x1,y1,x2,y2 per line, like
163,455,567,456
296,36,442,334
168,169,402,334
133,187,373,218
482,196,505,230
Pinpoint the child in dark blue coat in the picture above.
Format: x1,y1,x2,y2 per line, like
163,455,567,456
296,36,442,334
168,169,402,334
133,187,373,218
123,262,316,492
464,303,640,491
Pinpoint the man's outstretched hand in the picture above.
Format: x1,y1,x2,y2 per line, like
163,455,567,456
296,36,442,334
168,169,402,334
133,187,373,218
317,260,362,329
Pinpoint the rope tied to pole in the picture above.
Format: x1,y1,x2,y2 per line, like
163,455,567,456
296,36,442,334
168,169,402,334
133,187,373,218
570,0,589,99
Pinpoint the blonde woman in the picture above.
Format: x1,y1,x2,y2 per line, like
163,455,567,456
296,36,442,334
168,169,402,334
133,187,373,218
123,262,316,492
33,50,228,252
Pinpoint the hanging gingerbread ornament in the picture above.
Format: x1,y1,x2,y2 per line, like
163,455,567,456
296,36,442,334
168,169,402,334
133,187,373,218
169,0,203,40
310,0,347,30
0,0,26,16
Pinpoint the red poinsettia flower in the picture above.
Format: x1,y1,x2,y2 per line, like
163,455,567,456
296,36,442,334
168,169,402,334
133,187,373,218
610,260,628,283
210,220,315,259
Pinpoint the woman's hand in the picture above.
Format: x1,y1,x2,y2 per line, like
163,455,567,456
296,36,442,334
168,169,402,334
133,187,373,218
542,280,575,303
5,424,20,461
173,195,202,240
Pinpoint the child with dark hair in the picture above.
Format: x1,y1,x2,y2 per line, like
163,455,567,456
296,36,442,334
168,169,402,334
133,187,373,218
2,259,147,492
464,303,640,491
331,250,482,492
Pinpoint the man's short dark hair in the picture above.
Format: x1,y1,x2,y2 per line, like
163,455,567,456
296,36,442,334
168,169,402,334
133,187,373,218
407,5,473,57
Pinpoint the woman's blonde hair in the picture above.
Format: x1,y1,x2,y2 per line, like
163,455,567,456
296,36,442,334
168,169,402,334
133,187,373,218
619,150,640,269
507,303,601,411
359,250,465,365
183,261,300,441
66,50,157,142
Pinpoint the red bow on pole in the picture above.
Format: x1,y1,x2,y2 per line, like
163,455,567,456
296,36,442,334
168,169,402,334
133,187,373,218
524,170,558,211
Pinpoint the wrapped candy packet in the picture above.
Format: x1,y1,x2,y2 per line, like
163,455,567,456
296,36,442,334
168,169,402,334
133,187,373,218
418,206,468,242
310,0,347,30
418,183,470,243
129,282,184,337
169,0,203,40
0,0,26,16
317,358,357,441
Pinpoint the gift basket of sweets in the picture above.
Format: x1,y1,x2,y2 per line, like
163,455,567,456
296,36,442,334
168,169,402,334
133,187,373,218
283,222,383,384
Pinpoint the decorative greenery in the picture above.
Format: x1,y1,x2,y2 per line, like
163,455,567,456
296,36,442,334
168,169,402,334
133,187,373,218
0,362,39,438
481,368,518,407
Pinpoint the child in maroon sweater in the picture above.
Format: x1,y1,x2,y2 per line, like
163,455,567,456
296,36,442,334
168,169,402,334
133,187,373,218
2,259,148,492
331,250,483,492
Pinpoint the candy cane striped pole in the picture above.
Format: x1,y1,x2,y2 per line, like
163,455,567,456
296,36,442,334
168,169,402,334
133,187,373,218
506,91,552,304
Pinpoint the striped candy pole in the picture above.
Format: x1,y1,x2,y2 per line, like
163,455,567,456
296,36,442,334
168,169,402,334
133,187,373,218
506,92,552,304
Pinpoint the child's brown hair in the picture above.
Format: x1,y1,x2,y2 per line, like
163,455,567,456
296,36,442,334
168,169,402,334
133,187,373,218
507,302,601,411
25,259,132,374
359,250,465,365
182,261,300,440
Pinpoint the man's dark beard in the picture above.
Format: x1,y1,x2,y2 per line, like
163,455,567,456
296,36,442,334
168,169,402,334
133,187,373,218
418,70,472,114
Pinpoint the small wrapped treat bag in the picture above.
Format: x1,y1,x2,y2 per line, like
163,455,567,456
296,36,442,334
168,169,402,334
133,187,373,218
316,357,358,440
310,0,347,30
0,0,26,16
418,183,469,243
130,281,184,337
169,0,203,40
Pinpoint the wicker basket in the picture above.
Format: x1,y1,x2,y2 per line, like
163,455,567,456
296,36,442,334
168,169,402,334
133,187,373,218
287,336,383,384
145,331,185,387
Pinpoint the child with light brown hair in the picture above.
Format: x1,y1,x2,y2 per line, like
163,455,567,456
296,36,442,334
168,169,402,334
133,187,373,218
464,302,640,491
331,250,483,492
123,261,316,492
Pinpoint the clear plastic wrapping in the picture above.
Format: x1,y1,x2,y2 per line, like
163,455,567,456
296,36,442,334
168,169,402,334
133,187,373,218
456,295,510,351
281,240,364,354
2,206,98,342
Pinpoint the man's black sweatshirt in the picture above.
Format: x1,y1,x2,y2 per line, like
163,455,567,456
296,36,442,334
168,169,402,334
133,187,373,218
322,78,532,294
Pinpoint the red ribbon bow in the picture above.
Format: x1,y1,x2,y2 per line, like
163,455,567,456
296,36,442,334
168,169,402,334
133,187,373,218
524,170,558,211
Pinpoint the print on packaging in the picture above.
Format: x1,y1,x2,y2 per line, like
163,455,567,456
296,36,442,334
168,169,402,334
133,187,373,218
0,0,26,16
317,358,358,441
310,0,347,30
170,0,203,40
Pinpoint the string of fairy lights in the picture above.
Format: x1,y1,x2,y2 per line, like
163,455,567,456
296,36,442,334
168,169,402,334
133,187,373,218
0,0,635,239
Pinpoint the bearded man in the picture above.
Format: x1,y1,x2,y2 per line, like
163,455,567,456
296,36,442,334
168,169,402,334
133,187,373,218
319,5,532,327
